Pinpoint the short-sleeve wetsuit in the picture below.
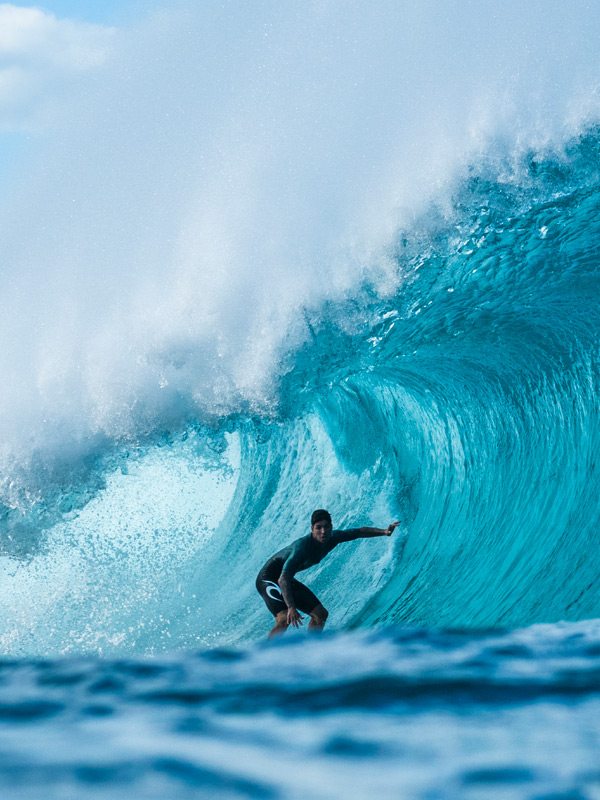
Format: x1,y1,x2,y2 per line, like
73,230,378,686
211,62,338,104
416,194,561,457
255,529,365,615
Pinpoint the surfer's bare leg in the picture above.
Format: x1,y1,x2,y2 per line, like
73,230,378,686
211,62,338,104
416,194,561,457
268,610,289,638
308,603,328,631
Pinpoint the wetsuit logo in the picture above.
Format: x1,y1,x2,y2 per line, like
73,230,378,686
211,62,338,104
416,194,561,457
263,580,284,602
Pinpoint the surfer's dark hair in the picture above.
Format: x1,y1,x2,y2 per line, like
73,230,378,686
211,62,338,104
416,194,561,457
311,509,332,526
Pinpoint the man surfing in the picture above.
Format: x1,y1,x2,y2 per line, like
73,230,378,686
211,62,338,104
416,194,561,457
255,509,399,637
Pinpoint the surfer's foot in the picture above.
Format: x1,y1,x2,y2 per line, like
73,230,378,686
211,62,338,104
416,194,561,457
308,604,328,632
268,611,289,638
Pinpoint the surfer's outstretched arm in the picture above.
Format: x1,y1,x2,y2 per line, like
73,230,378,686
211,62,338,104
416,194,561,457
362,521,399,537
339,521,400,541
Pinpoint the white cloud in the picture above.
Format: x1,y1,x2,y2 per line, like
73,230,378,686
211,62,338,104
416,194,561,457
0,4,115,127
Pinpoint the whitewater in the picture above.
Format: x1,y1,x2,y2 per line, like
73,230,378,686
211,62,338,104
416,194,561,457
0,2,599,798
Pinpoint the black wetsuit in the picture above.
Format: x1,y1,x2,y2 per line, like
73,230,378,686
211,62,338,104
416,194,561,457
255,529,364,615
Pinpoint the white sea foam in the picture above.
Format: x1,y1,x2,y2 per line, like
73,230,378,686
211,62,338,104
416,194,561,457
0,0,599,481
0,434,239,653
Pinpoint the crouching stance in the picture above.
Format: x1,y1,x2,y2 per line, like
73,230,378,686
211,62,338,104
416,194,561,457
255,509,399,638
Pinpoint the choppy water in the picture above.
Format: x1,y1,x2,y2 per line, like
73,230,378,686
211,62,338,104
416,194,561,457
1,2,599,798
1,622,599,800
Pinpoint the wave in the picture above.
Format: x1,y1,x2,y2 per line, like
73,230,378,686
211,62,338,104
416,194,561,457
2,128,599,654
0,4,599,654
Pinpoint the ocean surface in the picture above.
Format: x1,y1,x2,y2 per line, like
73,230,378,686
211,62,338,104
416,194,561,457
1,2,599,798
0,622,599,799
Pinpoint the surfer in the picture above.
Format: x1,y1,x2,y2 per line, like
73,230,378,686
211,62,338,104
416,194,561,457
256,509,399,637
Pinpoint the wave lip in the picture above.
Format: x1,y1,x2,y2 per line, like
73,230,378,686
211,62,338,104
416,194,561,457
2,2,600,482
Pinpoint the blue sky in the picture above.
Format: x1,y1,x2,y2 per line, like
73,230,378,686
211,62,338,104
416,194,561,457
0,0,155,176
29,0,143,24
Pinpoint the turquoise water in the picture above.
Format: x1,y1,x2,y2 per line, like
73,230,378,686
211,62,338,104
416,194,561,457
0,622,598,799
0,3,599,796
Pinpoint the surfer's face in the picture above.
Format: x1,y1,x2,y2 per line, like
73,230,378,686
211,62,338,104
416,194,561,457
311,519,332,542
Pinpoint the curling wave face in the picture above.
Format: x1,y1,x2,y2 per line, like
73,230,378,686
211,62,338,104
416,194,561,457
228,132,600,638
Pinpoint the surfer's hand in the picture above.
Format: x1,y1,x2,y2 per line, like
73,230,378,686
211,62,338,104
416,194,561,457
386,521,400,536
287,607,303,627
